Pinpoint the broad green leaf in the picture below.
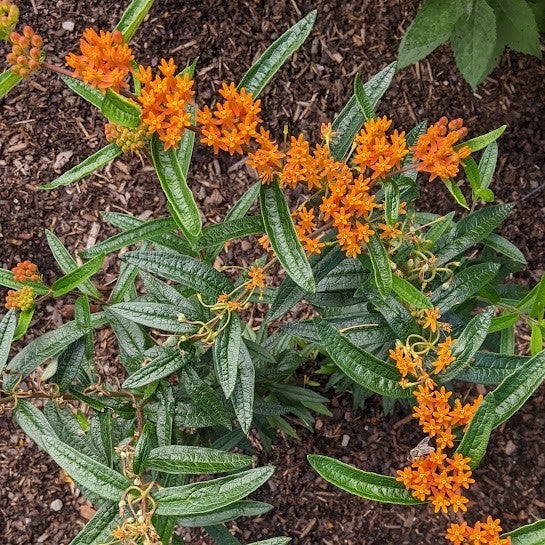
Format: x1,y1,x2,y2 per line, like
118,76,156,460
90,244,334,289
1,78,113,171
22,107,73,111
60,75,104,109
504,519,545,545
51,254,105,297
40,144,122,189
450,0,497,88
198,216,264,249
391,276,433,309
231,341,255,435
0,68,22,98
238,11,316,96
260,181,314,292
366,235,392,299
214,313,242,398
456,391,497,469
154,466,274,516
397,0,463,68
133,422,155,474
122,251,233,303
0,310,17,374
353,73,375,120
478,142,498,190
442,178,469,209
384,181,400,226
151,135,202,244
456,351,528,384
454,125,506,153
101,88,141,128
114,0,154,41
146,446,253,474
69,502,121,545
315,319,411,398
46,230,102,299
308,455,422,505
0,268,49,295
483,233,527,265
122,348,189,388
177,501,272,528
81,217,176,258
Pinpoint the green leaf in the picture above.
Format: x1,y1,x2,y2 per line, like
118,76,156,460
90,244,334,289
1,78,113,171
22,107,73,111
504,519,545,545
483,233,527,265
110,245,146,304
114,0,154,41
13,307,35,341
367,293,420,339
442,178,469,209
133,422,155,474
353,74,375,120
397,0,463,68
214,313,242,398
530,323,543,356
0,68,22,98
478,142,498,190
365,235,392,299
122,251,233,303
0,310,17,374
488,0,542,57
308,455,422,505
457,351,528,384
51,254,105,298
205,524,243,544
249,540,291,545
455,125,506,153
384,182,400,226
391,276,433,309
177,501,272,528
198,216,264,249
146,446,253,474
104,308,146,367
40,144,122,190
68,502,121,545
122,348,189,388
46,230,102,299
101,88,141,128
463,157,482,194
60,75,104,109
424,212,455,248
151,135,202,244
238,11,316,96
530,274,545,320
488,312,519,333
456,391,497,469
154,466,274,516
260,181,314,292
155,383,174,447
52,340,87,391
0,268,49,295
315,319,411,398
231,341,255,435
450,0,497,88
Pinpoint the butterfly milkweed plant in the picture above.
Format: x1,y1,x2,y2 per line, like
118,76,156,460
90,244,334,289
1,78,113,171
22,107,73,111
1,1,544,544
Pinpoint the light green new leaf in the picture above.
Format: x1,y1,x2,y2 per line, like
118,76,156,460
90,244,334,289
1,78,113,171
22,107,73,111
488,312,519,334
504,519,545,545
101,88,141,128
0,68,22,98
60,75,104,109
391,276,433,310
366,235,392,299
260,181,314,292
51,254,105,298
0,310,17,374
114,0,154,41
238,11,316,96
398,0,463,68
214,313,242,398
454,125,506,153
40,144,122,190
154,466,274,516
308,455,422,505
442,178,469,209
13,307,35,341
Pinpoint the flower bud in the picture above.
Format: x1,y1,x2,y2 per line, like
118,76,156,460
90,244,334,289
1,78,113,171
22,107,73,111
0,2,19,41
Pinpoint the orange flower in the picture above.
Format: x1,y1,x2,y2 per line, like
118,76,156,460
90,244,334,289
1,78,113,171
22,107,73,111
5,286,35,311
293,206,325,256
422,307,441,333
431,336,456,374
247,128,284,182
445,518,511,545
12,260,41,283
247,266,267,290
66,28,133,93
6,26,43,77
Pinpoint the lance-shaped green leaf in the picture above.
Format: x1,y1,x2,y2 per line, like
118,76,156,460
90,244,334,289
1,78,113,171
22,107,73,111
238,11,316,96
384,181,400,226
504,519,545,545
391,276,433,310
146,446,253,474
12,307,34,341
483,233,526,265
114,0,154,41
438,308,494,382
51,254,105,298
154,466,274,516
366,235,392,299
69,502,121,545
488,312,519,334
260,181,314,292
198,216,264,249
308,455,422,505
456,392,497,469
40,143,122,189
315,319,411,398
214,313,242,398
133,422,155,474
454,125,506,153
122,251,233,302
151,135,202,244
367,292,420,339
123,348,189,389
353,73,375,120
231,340,255,435
177,501,272,528
12,399,56,451
0,268,49,295
491,349,545,428
46,230,101,299
60,75,104,109
249,539,291,545
101,88,141,128
0,310,17,374
478,141,498,191
443,178,469,209
0,68,22,98
205,524,243,544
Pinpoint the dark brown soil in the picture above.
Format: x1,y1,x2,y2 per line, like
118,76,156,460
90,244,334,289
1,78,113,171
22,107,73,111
1,1,544,544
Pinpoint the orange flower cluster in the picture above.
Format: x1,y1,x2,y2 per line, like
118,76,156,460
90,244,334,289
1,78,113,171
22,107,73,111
136,59,195,150
5,286,35,311
0,0,19,41
247,265,267,290
12,260,40,283
446,518,511,545
353,116,409,179
411,117,471,181
104,121,147,153
7,26,43,77
247,128,284,182
198,83,261,155
293,206,325,255
66,28,133,93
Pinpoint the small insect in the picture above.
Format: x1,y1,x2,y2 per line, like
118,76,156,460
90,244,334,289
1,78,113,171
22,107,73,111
407,436,435,462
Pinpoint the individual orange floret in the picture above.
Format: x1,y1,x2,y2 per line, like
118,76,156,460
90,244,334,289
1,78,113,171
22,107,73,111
66,28,133,93
389,344,421,378
293,206,325,256
136,59,195,150
0,1,19,41
5,286,35,311
378,222,403,241
431,336,456,374
353,116,409,180
247,128,285,183
104,121,147,153
421,306,441,333
6,26,43,77
12,260,41,283
197,82,261,155
247,266,267,290
446,517,511,545
411,117,471,182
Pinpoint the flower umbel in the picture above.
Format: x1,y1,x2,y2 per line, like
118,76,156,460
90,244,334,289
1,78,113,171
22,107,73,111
6,26,43,77
105,122,147,153
12,260,41,283
5,285,35,311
